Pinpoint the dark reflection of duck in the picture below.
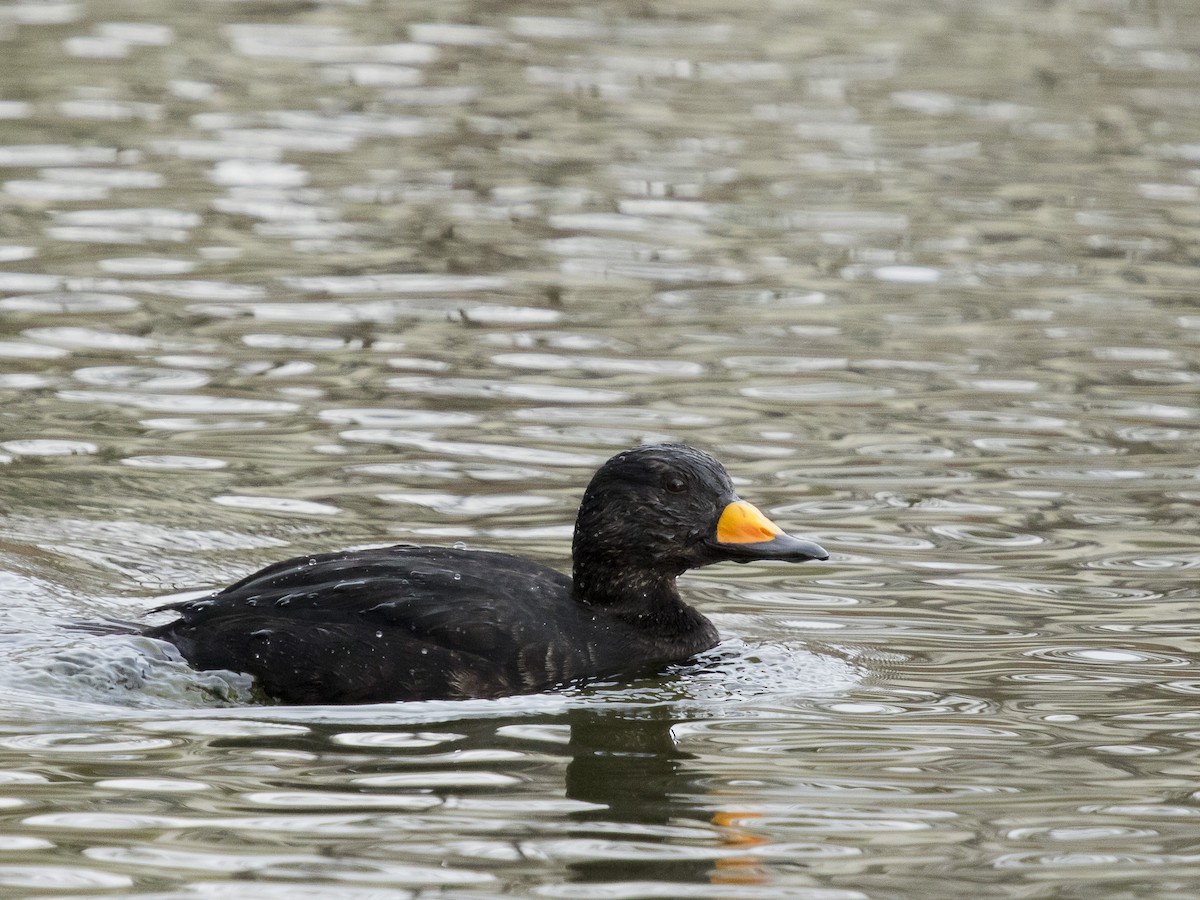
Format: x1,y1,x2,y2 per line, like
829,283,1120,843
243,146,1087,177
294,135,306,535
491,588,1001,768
146,444,828,704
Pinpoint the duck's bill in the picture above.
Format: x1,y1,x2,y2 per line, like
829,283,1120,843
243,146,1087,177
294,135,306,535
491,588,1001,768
709,500,829,563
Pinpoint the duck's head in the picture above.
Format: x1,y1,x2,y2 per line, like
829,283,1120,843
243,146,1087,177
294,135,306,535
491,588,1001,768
572,443,829,587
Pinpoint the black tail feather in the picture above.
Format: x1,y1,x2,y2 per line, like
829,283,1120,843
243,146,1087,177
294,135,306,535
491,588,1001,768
64,616,147,637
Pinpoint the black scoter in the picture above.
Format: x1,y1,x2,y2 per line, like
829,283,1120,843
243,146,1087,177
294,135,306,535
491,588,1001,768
146,443,829,704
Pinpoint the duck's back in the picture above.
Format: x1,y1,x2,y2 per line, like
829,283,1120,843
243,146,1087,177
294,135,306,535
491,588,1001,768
148,545,604,703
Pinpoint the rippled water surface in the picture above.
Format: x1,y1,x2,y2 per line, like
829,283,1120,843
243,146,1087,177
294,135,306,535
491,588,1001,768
1,0,1199,897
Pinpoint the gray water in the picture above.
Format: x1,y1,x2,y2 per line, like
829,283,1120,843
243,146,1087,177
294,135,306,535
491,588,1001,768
0,0,1198,897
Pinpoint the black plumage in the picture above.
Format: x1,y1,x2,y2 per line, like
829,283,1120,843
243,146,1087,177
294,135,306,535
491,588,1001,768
146,443,829,704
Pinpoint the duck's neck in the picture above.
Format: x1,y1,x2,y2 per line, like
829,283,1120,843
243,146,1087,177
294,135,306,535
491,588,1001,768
573,561,677,613
571,557,717,646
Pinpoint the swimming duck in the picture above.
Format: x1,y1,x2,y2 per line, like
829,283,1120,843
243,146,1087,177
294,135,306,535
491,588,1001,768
146,443,829,704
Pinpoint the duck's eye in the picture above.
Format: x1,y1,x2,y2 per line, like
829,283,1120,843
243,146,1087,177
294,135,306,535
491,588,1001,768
664,475,687,494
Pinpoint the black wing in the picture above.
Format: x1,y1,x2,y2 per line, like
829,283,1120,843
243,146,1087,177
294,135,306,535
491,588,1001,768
147,545,598,703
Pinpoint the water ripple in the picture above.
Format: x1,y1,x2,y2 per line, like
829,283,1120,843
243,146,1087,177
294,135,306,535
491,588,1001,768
493,352,705,376
0,733,176,753
57,390,299,414
527,836,858,862
1005,465,1159,481
929,525,1045,547
385,376,625,404
993,850,1183,869
0,340,69,359
945,410,1071,430
72,366,210,390
212,496,341,516
778,465,977,486
0,837,52,851
120,455,228,470
331,731,463,748
511,406,724,427
1007,825,1158,841
319,408,479,428
926,578,1159,603
0,866,131,890
349,460,558,483
279,274,504,294
534,884,868,899
810,532,935,551
741,382,897,402
341,431,600,466
379,491,555,516
0,439,97,456
1086,553,1200,572
241,791,442,810
1024,647,1190,668
0,292,139,313
97,256,194,275
352,772,521,789
973,437,1123,455
82,845,492,884
135,720,309,738
856,442,956,460
95,777,210,792
1115,424,1200,442
0,145,118,166
24,326,161,352
195,299,561,325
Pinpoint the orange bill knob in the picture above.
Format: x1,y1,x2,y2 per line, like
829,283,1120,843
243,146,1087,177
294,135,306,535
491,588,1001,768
716,500,784,544
709,499,829,562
